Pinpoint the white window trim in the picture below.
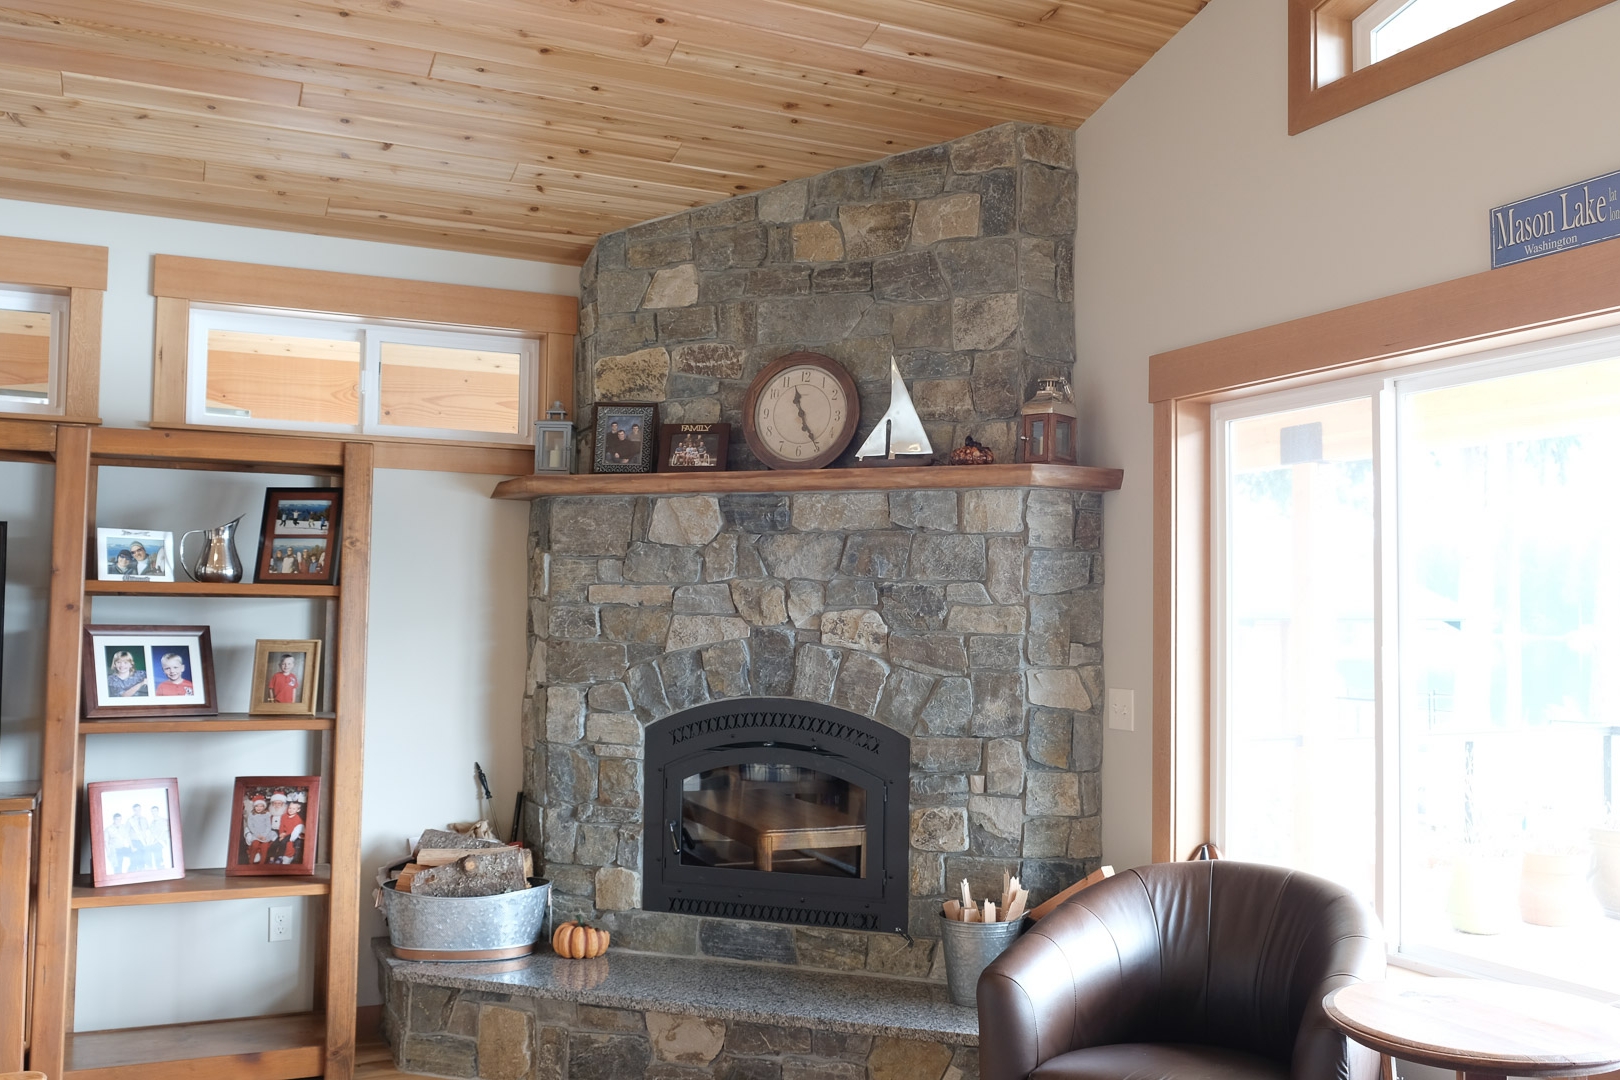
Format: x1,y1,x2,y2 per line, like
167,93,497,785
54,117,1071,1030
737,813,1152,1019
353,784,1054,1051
0,285,70,416
186,304,539,445
1351,0,1413,69
1210,322,1620,999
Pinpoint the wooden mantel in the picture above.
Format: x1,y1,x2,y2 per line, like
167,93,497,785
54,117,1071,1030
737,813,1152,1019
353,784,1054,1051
491,463,1124,500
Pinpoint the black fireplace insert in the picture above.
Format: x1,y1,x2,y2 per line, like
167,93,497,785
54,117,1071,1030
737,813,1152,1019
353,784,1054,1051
642,697,910,934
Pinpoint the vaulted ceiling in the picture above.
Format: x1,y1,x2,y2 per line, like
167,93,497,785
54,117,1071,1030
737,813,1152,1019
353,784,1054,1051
0,0,1203,264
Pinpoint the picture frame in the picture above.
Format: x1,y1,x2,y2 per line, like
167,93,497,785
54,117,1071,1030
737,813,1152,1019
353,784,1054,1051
657,422,730,473
254,487,341,585
95,528,176,583
591,403,658,474
86,777,184,887
227,776,320,876
81,625,217,719
249,638,322,717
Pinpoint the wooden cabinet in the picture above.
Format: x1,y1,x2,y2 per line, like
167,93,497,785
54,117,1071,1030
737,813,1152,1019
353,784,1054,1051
19,425,372,1080
0,783,40,1074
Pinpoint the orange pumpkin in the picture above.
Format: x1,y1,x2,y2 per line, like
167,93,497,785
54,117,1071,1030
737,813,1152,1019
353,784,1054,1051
551,919,610,959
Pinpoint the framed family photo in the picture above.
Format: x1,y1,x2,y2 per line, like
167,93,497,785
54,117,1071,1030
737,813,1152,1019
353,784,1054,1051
86,777,184,887
591,403,658,473
249,638,321,717
255,487,341,585
81,625,216,719
227,776,320,876
658,422,730,473
95,529,175,582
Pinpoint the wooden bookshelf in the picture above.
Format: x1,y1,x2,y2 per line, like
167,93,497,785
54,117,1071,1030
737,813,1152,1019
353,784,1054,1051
492,461,1126,499
85,581,340,599
72,866,332,908
79,714,335,735
64,1012,325,1080
25,424,374,1080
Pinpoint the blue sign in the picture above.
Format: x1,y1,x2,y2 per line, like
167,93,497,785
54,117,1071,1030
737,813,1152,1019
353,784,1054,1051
1491,170,1620,268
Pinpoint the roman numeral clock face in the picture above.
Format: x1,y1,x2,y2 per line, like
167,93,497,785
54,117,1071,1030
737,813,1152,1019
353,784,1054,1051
742,352,861,470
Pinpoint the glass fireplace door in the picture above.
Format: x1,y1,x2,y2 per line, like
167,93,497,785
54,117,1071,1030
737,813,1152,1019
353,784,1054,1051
679,763,868,878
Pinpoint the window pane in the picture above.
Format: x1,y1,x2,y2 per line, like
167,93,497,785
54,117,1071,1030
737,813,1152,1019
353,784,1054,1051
204,330,361,425
0,307,53,403
1399,355,1620,992
378,341,522,436
1370,0,1514,63
1223,398,1376,901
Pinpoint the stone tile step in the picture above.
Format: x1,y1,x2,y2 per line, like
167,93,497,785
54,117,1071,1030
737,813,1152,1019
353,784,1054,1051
374,938,979,1045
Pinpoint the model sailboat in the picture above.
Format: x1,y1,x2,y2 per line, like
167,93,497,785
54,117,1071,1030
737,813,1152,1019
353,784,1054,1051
854,358,933,465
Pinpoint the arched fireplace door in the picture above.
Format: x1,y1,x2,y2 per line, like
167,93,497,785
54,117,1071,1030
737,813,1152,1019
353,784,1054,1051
642,697,910,934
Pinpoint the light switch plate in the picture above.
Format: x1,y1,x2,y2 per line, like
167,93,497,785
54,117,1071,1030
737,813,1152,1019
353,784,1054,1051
1107,688,1135,731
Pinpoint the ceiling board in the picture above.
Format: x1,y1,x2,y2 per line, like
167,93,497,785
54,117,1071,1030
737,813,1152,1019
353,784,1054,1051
0,0,1205,263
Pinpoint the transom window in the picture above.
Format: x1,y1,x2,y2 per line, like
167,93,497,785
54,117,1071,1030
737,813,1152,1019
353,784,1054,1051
1213,324,1620,997
1352,0,1517,67
0,285,69,414
186,306,538,443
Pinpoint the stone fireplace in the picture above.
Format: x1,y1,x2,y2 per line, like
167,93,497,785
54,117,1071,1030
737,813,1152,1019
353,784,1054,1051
523,481,1105,978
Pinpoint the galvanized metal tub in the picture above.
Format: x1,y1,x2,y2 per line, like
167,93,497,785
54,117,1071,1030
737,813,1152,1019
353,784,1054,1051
381,877,551,961
939,914,1026,1007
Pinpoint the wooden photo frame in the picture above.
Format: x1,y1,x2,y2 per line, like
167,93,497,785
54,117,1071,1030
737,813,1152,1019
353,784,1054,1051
249,638,322,717
254,487,341,585
95,528,176,582
657,422,730,473
591,403,658,473
87,778,184,887
82,625,217,719
227,775,320,876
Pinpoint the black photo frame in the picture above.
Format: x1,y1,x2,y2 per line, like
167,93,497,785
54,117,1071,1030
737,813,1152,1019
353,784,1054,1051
254,487,342,585
592,404,658,474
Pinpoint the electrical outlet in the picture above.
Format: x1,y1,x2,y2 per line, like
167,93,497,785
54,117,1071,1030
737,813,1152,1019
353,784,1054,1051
269,905,293,942
1107,688,1136,732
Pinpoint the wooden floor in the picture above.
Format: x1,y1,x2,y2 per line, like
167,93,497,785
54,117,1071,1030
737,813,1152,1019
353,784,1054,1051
352,1040,405,1080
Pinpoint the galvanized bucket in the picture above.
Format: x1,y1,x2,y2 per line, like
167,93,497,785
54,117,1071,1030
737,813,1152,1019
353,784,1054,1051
939,914,1026,1007
381,877,551,962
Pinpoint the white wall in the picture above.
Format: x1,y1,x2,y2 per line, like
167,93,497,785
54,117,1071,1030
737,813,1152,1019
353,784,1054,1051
1076,0,1620,870
0,198,575,1026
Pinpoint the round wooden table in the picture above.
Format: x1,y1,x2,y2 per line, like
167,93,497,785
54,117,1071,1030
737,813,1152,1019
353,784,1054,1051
1323,979,1620,1080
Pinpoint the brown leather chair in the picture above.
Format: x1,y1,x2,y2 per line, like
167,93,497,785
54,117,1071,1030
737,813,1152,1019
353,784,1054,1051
977,861,1385,1080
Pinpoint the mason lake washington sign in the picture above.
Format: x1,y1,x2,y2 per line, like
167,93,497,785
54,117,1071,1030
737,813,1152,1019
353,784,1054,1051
1491,169,1620,269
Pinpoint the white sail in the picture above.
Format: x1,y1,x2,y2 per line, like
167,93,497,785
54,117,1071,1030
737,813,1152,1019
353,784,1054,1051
855,358,933,459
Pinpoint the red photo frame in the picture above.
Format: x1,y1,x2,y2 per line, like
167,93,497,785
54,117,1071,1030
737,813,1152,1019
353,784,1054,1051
227,776,320,876
86,778,185,888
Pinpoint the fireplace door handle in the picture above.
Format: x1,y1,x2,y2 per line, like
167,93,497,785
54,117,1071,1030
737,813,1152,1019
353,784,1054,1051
668,820,680,855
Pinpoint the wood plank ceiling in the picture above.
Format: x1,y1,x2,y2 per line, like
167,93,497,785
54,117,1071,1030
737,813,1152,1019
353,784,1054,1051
0,0,1204,264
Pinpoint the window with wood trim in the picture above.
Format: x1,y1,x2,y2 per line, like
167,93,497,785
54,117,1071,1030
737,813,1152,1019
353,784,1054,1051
0,235,107,423
1289,0,1613,134
151,256,576,457
1151,239,1620,991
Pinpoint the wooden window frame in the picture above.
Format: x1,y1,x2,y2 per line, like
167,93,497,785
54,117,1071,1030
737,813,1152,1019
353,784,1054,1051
0,235,106,425
1148,237,1620,862
151,255,577,475
1288,0,1613,134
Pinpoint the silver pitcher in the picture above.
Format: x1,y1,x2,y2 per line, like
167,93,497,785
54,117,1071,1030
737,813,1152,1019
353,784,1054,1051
180,515,245,583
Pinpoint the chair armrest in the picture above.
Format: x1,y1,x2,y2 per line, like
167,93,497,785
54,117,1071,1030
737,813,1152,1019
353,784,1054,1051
978,930,1078,1080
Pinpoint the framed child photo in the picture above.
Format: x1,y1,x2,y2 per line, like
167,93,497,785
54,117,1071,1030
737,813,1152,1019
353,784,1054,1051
81,625,217,719
87,777,184,887
95,529,176,582
228,776,320,876
658,422,730,473
254,487,341,585
250,638,321,717
591,403,658,474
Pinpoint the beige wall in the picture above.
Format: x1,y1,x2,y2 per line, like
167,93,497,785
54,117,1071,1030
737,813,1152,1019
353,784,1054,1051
1075,0,1620,869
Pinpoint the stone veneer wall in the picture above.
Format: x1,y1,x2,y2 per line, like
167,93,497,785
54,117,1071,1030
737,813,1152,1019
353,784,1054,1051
575,122,1076,469
522,486,1104,977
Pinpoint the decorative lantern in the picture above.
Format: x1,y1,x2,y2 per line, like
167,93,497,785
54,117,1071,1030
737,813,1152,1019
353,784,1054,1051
533,401,575,473
1018,378,1077,465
